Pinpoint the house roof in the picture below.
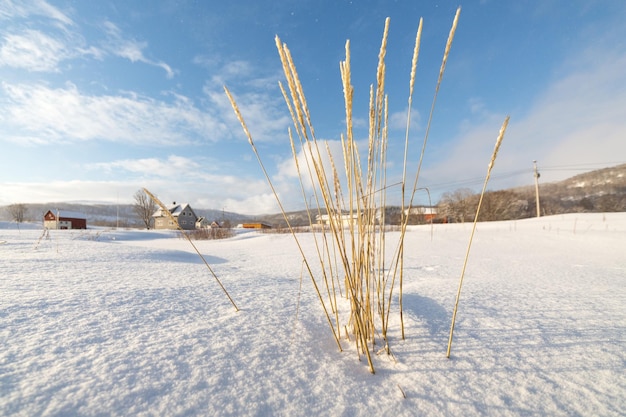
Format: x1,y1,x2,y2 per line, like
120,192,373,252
45,210,87,220
405,206,438,215
315,213,360,221
152,203,195,218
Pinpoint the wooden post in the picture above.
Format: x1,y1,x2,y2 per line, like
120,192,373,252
533,160,541,217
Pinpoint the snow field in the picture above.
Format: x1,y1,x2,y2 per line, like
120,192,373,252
1,213,624,416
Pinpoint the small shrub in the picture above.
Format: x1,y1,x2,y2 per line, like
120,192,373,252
185,227,234,240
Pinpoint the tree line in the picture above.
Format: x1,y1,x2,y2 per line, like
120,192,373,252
436,186,626,223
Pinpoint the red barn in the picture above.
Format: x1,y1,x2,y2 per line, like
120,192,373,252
43,210,87,230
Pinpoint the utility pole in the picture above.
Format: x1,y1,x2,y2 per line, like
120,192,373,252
116,191,119,230
533,160,541,217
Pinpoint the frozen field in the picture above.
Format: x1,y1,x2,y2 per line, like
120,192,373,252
1,213,625,416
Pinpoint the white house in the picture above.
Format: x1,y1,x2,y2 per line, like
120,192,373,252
152,202,198,230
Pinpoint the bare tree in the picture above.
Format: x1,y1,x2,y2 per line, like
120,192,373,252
479,190,528,221
438,188,477,222
6,203,28,223
133,190,157,229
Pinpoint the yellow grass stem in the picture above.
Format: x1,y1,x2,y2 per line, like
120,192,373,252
374,18,390,139
280,47,354,331
411,5,460,205
288,127,343,338
398,17,423,339
446,115,510,358
142,187,239,311
391,7,460,340
224,86,343,353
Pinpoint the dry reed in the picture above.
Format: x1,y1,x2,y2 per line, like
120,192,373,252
446,116,510,358
224,87,343,352
226,8,468,372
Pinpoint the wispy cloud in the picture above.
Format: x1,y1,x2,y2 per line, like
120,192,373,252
0,29,68,72
388,106,421,132
2,169,280,212
0,3,173,78
194,51,292,144
204,84,291,144
0,0,73,27
87,155,203,178
0,0,78,73
102,21,174,79
0,82,228,145
84,155,280,214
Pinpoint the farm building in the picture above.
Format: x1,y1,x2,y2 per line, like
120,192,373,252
152,202,198,230
316,213,359,227
315,210,381,227
405,206,439,223
195,217,211,229
196,217,221,229
241,222,272,229
43,210,87,230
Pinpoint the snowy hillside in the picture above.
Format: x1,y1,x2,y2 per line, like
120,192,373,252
1,213,624,416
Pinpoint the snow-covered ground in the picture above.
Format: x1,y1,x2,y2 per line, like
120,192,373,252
1,213,625,416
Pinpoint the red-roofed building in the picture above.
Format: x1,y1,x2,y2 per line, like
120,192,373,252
43,210,87,229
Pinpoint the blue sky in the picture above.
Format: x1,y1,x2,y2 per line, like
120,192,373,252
1,0,625,215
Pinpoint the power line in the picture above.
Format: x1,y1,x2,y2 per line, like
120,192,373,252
418,169,531,191
539,161,626,172
419,161,626,192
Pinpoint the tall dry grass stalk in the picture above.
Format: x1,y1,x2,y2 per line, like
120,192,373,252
226,8,462,373
446,116,510,358
224,87,343,353
142,187,239,312
394,8,460,340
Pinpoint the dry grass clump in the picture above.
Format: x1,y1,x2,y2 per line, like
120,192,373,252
227,7,507,372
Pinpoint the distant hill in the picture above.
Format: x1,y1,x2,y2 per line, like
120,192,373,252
2,164,625,226
0,203,141,227
437,163,626,222
513,163,626,215
0,202,256,228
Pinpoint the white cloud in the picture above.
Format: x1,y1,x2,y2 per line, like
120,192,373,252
205,86,291,143
193,52,291,144
276,139,344,181
0,82,229,145
102,21,175,79
273,137,388,211
388,106,421,132
420,46,626,198
87,155,202,178
0,174,281,215
77,154,282,214
0,7,173,77
0,29,68,72
0,180,137,205
0,2,101,73
500,49,626,183
0,0,73,27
